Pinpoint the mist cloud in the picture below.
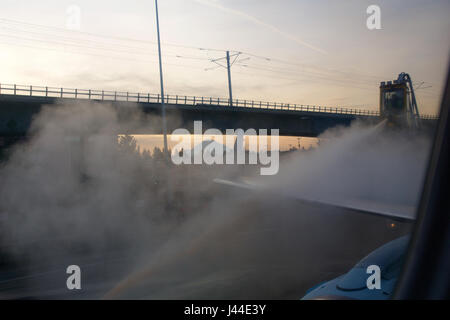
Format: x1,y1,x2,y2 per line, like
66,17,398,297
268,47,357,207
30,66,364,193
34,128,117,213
0,102,432,299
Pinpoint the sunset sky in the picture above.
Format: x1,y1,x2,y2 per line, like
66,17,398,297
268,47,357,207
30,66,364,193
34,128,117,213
1,0,449,115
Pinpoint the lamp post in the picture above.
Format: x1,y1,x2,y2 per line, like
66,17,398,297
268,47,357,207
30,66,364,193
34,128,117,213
155,0,168,156
154,0,173,210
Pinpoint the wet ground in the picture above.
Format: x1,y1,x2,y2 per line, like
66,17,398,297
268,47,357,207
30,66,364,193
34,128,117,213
0,187,411,300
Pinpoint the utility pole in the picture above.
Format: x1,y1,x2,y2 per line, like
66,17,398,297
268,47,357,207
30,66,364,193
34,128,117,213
226,51,233,107
154,0,173,211
207,51,248,107
155,0,168,156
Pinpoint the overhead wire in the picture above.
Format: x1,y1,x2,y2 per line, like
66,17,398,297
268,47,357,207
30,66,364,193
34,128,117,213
0,17,439,105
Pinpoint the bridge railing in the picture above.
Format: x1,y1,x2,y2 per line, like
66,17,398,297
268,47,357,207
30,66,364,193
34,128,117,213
0,83,438,119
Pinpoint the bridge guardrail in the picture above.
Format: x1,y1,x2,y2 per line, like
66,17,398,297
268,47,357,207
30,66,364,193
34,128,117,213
0,83,439,119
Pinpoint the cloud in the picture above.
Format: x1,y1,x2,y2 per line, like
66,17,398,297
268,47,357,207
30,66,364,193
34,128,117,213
193,0,327,54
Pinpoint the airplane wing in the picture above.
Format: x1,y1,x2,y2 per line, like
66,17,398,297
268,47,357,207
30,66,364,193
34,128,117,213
213,178,416,222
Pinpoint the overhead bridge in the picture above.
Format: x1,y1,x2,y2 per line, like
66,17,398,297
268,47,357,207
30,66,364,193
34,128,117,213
0,84,438,139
